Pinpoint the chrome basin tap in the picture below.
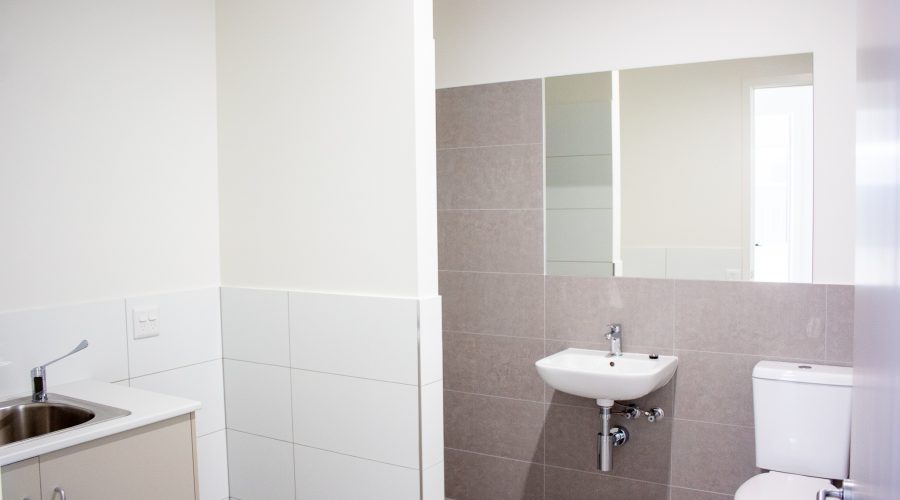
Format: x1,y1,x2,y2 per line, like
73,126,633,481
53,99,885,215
31,340,88,402
606,324,622,357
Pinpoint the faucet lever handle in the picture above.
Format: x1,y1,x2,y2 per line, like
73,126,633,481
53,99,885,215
32,340,89,375
40,340,88,369
606,323,621,336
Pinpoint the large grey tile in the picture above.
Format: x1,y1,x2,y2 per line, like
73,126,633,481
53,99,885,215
826,285,854,364
669,487,733,500
437,144,543,210
440,271,544,338
673,350,758,427
436,80,543,149
544,403,672,485
670,419,758,494
438,210,543,273
546,276,674,349
444,391,546,462
544,339,676,409
445,448,543,500
443,332,545,401
673,280,827,359
544,466,668,500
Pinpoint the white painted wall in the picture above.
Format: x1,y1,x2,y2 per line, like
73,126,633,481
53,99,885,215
0,0,220,312
850,0,900,497
434,0,856,284
217,0,437,297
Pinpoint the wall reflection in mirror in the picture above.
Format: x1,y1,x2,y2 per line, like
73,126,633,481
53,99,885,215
545,53,815,282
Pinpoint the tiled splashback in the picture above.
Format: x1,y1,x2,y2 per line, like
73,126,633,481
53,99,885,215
0,288,228,500
436,80,854,500
220,288,444,500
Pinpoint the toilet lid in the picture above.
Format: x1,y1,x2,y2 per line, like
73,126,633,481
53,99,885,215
735,472,834,500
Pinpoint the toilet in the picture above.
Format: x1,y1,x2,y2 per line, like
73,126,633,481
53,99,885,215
735,360,853,500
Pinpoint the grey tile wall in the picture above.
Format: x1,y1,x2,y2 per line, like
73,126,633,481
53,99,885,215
437,80,855,500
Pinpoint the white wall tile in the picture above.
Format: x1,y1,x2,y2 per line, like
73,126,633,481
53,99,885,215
291,369,419,468
0,299,128,399
130,359,225,436
221,288,289,366
423,461,445,500
289,292,419,385
226,430,294,500
419,296,443,386
421,380,444,469
294,445,419,500
126,288,222,377
198,429,229,500
224,359,293,441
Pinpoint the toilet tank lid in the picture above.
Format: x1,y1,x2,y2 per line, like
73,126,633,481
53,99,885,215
753,361,852,386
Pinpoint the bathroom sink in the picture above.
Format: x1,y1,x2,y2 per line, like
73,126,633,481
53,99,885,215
535,348,678,406
0,394,131,447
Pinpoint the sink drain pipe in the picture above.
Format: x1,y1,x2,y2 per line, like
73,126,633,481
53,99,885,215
597,406,629,471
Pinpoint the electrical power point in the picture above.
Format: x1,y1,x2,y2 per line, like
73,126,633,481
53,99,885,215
133,306,160,339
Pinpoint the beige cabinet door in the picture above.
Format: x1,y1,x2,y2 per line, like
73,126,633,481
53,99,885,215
2,457,42,500
39,414,197,500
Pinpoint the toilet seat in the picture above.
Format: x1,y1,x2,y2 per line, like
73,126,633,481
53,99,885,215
735,471,834,500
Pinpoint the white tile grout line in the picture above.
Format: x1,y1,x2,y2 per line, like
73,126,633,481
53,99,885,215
416,300,424,500
228,428,421,471
285,292,298,499
446,447,675,489
438,269,545,276
129,356,224,380
436,142,543,152
442,388,756,430
444,326,833,362
221,358,421,387
824,285,831,361
668,279,677,499
669,485,734,498
121,298,132,381
542,273,547,500
437,208,544,212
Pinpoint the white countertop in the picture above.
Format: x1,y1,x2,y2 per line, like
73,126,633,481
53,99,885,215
0,380,201,466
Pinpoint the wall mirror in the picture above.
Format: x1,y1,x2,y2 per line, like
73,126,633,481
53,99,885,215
545,53,818,282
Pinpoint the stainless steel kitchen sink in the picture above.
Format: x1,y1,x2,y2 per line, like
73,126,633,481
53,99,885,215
0,394,130,447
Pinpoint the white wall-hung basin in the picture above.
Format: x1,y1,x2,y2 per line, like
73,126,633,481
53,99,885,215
535,348,678,407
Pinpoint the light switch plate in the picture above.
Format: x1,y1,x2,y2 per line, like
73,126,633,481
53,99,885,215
133,306,160,339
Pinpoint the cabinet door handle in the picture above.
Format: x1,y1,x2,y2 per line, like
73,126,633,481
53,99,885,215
53,487,66,500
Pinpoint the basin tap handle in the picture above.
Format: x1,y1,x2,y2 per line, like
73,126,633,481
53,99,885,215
606,324,622,339
31,339,89,402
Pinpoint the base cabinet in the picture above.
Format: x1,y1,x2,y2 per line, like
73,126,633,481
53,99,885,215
2,413,198,500
1,457,40,500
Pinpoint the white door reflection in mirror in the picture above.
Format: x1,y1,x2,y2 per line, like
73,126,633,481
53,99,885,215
751,85,814,282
